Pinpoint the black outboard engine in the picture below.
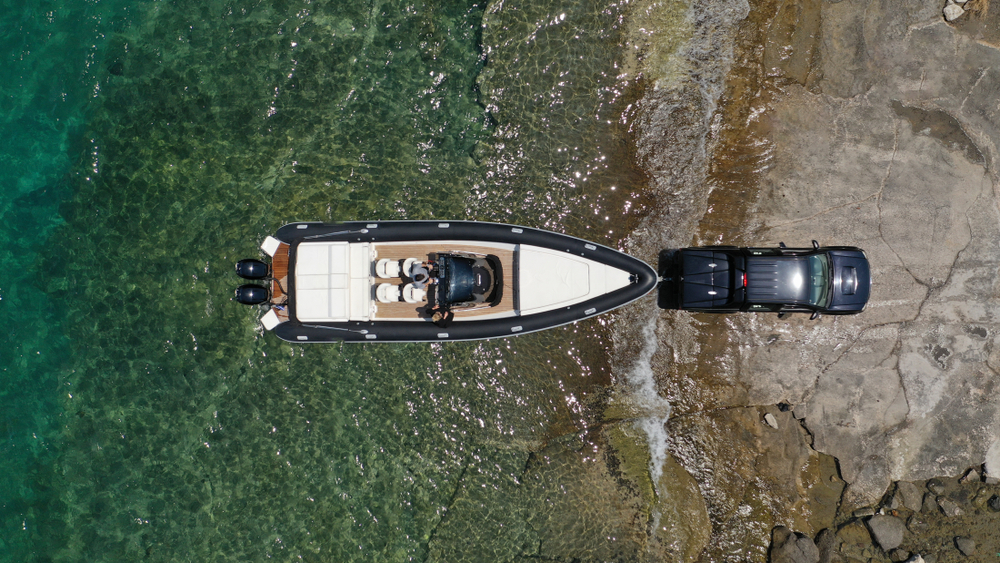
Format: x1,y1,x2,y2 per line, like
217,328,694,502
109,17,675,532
235,284,270,305
236,258,269,280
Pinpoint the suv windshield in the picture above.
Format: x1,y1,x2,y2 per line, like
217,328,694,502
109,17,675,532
807,254,831,307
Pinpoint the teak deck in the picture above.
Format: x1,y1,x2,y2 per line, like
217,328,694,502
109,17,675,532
270,242,290,321
271,241,516,322
371,242,516,320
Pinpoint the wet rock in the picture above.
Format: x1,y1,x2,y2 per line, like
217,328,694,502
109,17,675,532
866,515,905,551
955,536,976,556
605,425,710,562
921,493,939,514
958,467,980,484
926,479,946,495
773,526,793,546
988,494,1000,512
922,554,937,563
770,526,820,563
970,488,992,509
815,528,838,563
664,407,842,562
837,521,872,559
936,496,963,517
852,507,875,518
897,482,924,511
889,548,911,562
906,514,929,535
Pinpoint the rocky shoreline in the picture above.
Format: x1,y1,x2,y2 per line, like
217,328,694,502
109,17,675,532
771,467,1000,562
622,0,1000,559
742,0,1000,561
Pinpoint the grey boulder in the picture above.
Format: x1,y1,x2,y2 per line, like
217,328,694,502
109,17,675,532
955,536,976,556
770,526,820,563
867,515,906,551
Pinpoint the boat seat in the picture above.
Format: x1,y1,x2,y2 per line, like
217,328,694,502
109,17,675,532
376,283,401,303
402,284,426,304
402,258,420,277
375,258,401,279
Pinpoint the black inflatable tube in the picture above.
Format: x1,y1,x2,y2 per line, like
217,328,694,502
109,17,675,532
270,220,657,343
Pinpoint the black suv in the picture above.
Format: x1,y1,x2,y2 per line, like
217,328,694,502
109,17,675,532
658,242,871,318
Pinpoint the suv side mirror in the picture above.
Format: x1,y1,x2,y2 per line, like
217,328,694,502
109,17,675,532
810,311,821,320
812,240,819,250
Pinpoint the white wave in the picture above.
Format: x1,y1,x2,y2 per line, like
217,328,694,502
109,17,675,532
626,315,672,497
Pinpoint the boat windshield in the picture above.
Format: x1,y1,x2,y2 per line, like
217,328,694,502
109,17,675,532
807,254,832,307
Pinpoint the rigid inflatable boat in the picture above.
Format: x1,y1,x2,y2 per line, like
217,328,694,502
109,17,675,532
235,220,657,343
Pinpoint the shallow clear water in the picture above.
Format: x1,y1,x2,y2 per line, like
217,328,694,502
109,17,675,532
0,0,684,561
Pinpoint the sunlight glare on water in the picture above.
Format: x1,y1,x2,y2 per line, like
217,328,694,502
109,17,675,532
0,0,788,559
0,0,688,561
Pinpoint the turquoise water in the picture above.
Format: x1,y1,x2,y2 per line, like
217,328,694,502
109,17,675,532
0,0,663,561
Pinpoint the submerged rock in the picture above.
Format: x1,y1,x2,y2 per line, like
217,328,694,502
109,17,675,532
926,478,946,495
770,526,820,563
906,514,930,535
936,496,963,517
958,468,980,483
836,521,871,558
814,528,837,563
866,515,905,551
921,493,940,514
955,536,976,556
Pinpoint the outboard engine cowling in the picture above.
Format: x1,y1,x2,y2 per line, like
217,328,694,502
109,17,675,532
235,284,270,305
236,258,270,280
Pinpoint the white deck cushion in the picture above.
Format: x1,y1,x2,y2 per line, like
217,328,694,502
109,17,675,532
517,245,632,315
350,244,370,278
350,278,369,318
295,242,371,322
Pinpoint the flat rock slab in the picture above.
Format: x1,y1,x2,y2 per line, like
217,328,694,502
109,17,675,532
719,0,1000,508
